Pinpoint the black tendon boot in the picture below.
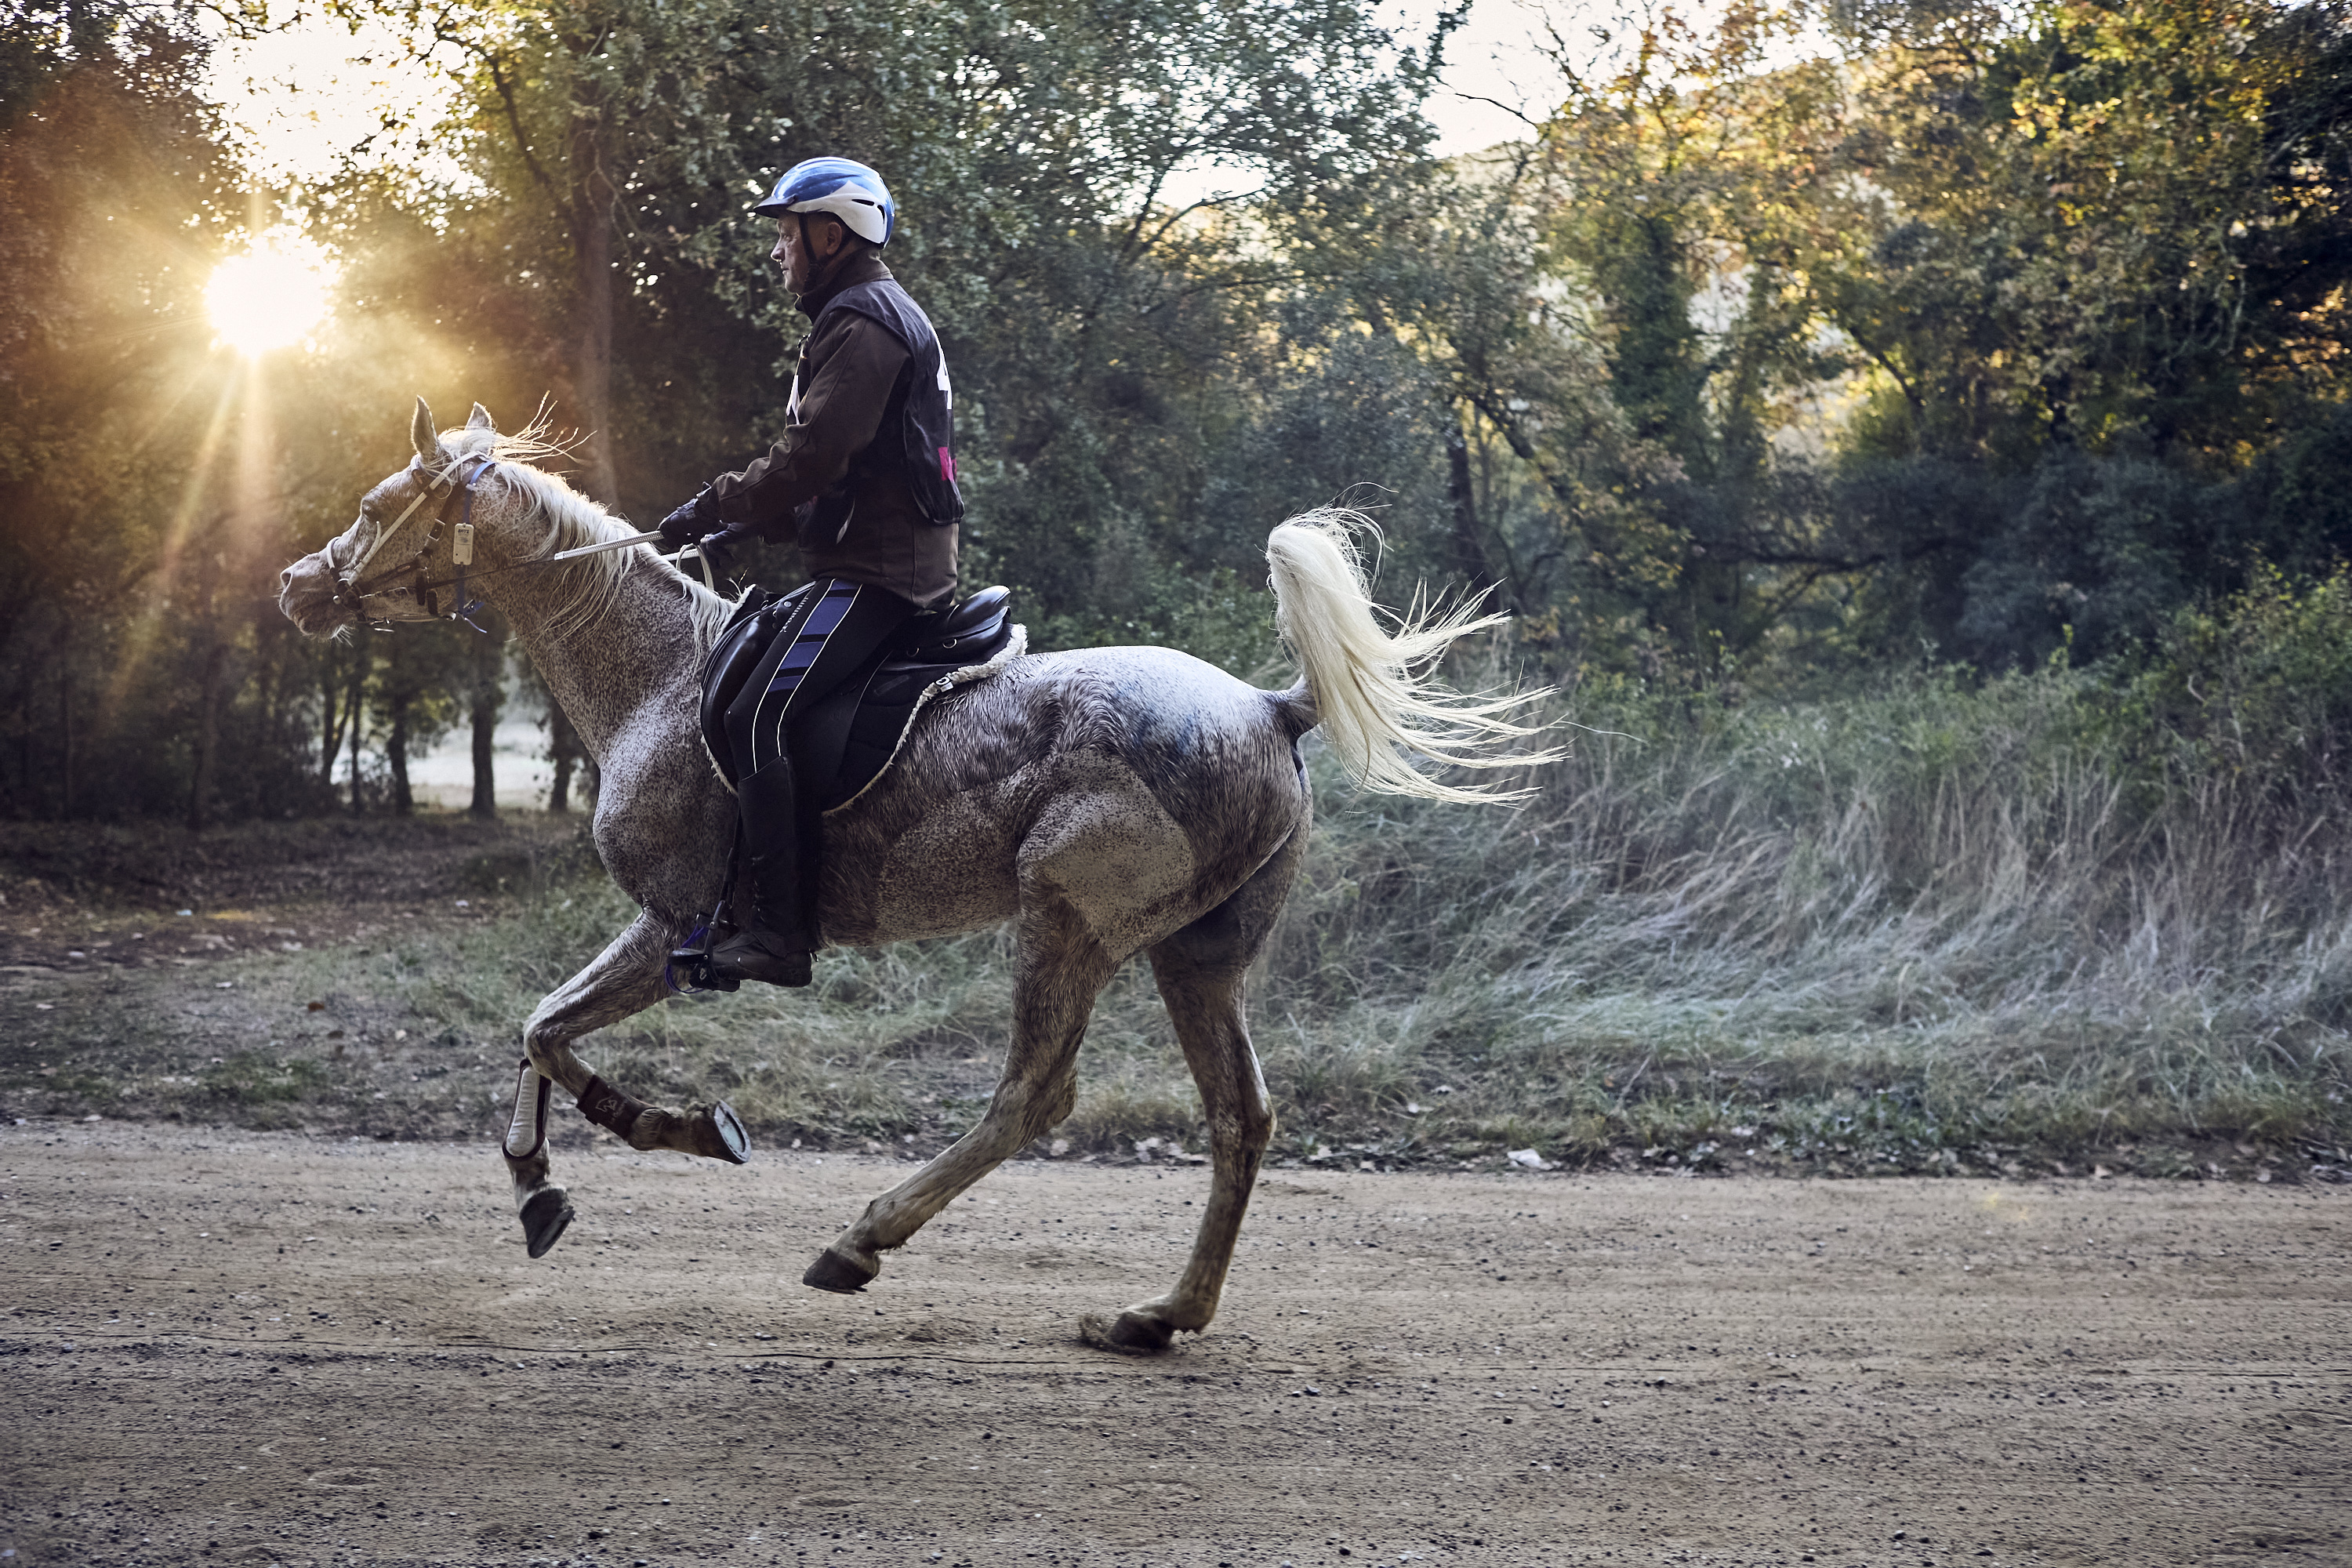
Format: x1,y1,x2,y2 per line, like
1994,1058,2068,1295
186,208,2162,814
708,757,815,987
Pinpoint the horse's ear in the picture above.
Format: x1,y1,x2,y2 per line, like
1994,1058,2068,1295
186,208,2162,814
410,397,437,463
467,403,496,433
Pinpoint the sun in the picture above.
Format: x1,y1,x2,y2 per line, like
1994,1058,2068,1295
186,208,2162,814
207,237,336,357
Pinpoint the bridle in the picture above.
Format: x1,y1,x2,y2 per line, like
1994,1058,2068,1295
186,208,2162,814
330,452,499,627
322,445,698,628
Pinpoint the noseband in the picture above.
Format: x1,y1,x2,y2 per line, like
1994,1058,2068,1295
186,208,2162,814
332,452,497,626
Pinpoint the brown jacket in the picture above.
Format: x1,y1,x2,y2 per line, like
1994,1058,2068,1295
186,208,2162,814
708,252,959,607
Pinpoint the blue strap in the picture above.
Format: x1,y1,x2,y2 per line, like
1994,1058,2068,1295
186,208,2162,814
455,456,497,632
663,924,714,995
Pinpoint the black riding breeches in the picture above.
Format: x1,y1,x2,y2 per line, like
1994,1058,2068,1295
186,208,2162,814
724,578,919,781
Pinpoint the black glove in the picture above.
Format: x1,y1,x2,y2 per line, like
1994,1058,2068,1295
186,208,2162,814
694,526,750,577
657,486,720,552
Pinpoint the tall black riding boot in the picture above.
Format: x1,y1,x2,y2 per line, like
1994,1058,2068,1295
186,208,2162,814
708,757,815,988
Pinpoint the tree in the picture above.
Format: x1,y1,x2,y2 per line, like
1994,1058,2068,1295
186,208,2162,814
0,2,270,819
1809,0,2352,663
463,606,508,816
1828,0,2352,466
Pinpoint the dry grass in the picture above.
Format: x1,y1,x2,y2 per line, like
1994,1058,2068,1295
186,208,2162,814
9,646,2347,1184
300,662,2347,1182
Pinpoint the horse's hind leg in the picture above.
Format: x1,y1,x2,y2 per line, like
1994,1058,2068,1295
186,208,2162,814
503,909,746,1258
1084,825,1306,1352
803,903,1120,1293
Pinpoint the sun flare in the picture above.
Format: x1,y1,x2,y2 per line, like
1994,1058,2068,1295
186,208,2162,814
206,238,336,357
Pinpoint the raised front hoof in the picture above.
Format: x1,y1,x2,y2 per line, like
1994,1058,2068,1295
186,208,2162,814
686,1101,751,1164
802,1246,878,1294
1078,1310,1177,1356
521,1189,575,1259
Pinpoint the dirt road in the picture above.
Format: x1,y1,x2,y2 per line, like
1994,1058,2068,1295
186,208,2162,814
2,1124,2345,1567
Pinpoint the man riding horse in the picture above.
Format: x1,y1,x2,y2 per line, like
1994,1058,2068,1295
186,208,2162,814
655,156,963,989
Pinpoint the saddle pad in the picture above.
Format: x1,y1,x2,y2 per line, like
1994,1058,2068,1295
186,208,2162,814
817,624,1026,814
695,585,1018,804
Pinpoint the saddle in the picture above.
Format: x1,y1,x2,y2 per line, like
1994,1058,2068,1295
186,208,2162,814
697,582,1021,811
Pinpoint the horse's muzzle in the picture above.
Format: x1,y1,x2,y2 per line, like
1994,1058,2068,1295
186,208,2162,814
278,550,351,635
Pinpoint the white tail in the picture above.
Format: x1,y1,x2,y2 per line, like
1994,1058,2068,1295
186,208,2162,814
1265,508,1559,803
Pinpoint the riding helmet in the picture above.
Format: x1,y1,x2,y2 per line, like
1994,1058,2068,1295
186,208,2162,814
754,158,895,247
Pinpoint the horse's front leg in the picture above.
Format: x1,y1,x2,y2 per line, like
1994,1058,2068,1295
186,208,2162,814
502,909,746,1258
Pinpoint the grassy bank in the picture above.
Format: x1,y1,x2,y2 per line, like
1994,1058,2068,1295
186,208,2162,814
316,650,2349,1182
9,579,2352,1182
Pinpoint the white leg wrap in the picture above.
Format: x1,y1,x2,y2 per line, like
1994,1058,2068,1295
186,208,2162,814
503,1058,553,1160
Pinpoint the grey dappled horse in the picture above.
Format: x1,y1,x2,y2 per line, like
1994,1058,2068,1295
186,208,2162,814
278,401,1548,1351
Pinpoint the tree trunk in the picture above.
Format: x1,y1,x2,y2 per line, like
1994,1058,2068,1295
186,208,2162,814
468,618,503,818
187,633,228,831
548,701,580,814
1446,411,1500,600
387,695,412,815
58,663,74,820
568,89,619,505
347,633,367,814
470,689,498,817
320,654,343,790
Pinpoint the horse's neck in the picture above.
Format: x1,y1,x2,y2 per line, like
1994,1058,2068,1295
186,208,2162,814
479,492,702,764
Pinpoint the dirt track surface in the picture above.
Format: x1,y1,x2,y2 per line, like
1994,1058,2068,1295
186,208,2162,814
2,1126,2346,1568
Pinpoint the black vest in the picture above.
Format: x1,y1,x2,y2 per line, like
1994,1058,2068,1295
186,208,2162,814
798,278,965,527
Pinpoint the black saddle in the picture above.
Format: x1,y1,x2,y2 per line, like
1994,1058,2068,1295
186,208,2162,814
697,583,1016,809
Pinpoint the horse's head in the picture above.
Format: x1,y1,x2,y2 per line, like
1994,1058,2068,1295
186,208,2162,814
278,397,500,635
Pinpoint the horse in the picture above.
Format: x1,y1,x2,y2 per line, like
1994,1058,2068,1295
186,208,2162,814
276,399,1550,1352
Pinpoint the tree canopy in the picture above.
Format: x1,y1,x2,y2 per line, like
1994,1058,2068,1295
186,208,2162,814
3,0,2348,821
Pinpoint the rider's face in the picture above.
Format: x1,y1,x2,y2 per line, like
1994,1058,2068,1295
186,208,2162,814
771,216,844,293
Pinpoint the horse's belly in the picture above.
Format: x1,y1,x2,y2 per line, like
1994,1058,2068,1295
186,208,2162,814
839,780,1024,944
822,750,1208,952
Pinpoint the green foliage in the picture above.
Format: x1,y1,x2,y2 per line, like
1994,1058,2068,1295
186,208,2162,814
3,0,2351,1195
14,0,2352,818
2105,563,2352,801
1828,0,2352,462
1390,0,2352,678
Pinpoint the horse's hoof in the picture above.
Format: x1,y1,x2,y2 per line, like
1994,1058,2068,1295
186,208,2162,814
688,1101,750,1164
1078,1310,1175,1355
521,1189,575,1259
802,1246,877,1294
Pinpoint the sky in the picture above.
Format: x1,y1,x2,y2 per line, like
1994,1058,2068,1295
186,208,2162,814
203,8,462,188
205,0,1591,193
1388,0,1577,155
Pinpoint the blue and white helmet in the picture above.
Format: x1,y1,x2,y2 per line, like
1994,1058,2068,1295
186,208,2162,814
753,157,895,247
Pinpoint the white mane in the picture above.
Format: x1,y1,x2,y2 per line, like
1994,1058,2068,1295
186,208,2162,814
431,422,736,648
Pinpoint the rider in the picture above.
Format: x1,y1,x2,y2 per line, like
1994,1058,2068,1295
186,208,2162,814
658,156,964,988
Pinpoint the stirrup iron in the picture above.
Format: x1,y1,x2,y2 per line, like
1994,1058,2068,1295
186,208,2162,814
665,917,742,994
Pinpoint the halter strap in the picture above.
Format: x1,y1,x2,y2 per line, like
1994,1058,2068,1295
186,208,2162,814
335,452,674,628
339,455,455,593
451,454,496,629
335,452,504,622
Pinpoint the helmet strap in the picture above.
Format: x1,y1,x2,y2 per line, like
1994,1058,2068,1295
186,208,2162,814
796,214,858,296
